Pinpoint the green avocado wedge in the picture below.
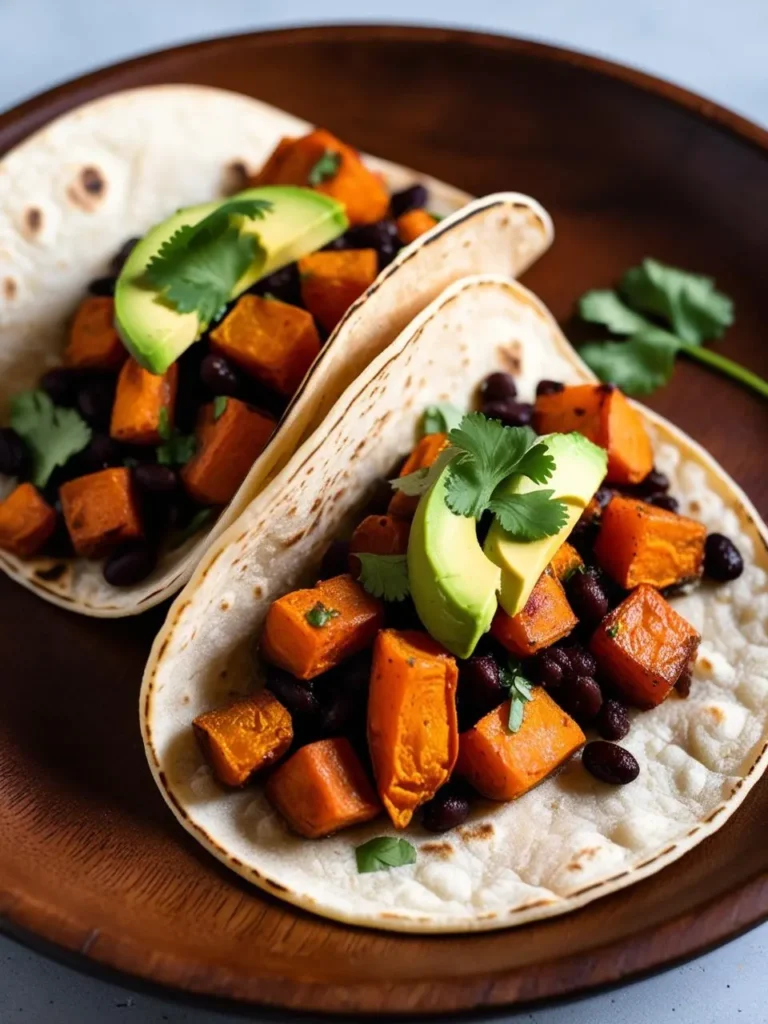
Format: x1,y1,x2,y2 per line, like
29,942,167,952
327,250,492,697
408,464,501,660
115,186,348,375
484,432,607,617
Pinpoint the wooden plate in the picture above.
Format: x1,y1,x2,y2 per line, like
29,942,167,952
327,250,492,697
1,25,767,1016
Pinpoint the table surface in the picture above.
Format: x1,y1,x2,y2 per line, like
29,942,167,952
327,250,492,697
1,1,766,1022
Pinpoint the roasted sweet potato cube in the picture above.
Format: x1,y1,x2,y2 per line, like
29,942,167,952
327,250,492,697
533,383,653,485
348,513,410,574
266,737,381,838
210,294,320,397
590,583,700,708
298,249,378,333
457,689,585,800
549,541,583,582
0,484,56,558
368,629,459,829
110,358,178,445
595,495,706,589
64,296,127,371
261,574,384,680
388,432,450,519
193,690,293,788
60,467,143,558
396,209,438,244
252,128,390,226
491,571,577,657
181,398,275,506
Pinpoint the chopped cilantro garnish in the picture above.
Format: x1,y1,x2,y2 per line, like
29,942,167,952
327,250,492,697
355,836,416,874
357,553,410,602
10,390,91,487
499,658,534,733
421,402,463,436
388,446,455,498
305,602,341,628
606,622,620,638
145,197,272,326
213,395,228,421
156,407,196,466
307,149,342,186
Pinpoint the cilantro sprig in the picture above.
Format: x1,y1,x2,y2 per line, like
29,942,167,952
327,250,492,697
145,197,272,326
156,407,196,466
305,602,340,628
10,390,91,487
355,836,416,874
578,258,768,399
499,658,534,732
356,553,410,602
307,150,342,186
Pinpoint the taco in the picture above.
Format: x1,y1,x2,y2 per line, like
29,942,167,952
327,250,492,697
0,85,552,616
142,274,768,934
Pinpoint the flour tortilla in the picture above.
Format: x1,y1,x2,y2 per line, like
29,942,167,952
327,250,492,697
142,275,768,933
0,85,553,616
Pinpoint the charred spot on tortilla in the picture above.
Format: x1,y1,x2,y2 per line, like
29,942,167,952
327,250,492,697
66,166,107,211
223,159,250,194
34,563,67,582
253,586,263,598
459,822,494,841
422,842,453,859
82,166,105,194
24,206,43,235
220,600,230,612
3,277,17,300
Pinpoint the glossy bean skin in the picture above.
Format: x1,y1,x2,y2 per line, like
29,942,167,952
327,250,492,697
102,542,157,586
582,741,639,785
390,184,429,218
421,786,471,833
704,533,744,581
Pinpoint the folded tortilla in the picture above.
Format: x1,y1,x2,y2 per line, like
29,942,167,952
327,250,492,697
0,85,552,616
142,275,768,933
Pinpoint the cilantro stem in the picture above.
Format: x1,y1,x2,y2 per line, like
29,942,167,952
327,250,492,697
679,343,768,400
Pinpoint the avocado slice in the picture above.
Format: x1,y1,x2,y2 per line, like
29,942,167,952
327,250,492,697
483,432,607,617
408,465,502,660
115,186,348,374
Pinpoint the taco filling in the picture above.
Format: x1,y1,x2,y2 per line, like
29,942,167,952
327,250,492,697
0,129,449,588
190,376,743,844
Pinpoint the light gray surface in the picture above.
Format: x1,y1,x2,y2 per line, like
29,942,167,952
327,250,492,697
0,1,766,1021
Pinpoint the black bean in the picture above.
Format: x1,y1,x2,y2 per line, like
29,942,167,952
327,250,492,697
87,276,116,297
102,542,156,587
646,493,679,513
568,646,597,678
384,597,424,631
569,518,600,560
134,463,178,495
480,372,517,402
0,428,27,476
110,237,140,275
704,533,744,582
332,652,372,699
635,468,670,495
266,668,321,719
535,380,564,397
343,219,400,268
40,367,82,407
71,433,122,475
532,651,564,690
42,509,75,558
481,399,533,428
582,741,639,785
596,699,630,741
321,691,356,736
390,184,429,218
421,787,470,833
560,676,603,724
594,486,614,510
459,654,506,718
199,353,242,397
548,646,574,674
319,539,350,580
566,571,609,629
77,376,116,428
249,262,302,306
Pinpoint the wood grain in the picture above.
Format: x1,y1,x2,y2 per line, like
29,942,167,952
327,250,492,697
0,25,767,1015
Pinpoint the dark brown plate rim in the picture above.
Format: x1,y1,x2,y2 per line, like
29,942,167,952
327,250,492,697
1,23,767,1017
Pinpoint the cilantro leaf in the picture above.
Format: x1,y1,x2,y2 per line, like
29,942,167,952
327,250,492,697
578,290,653,335
156,411,197,467
355,836,416,874
10,390,91,487
579,330,680,396
167,507,215,551
307,149,342,186
389,446,456,498
488,489,569,541
213,395,228,421
499,658,534,733
145,198,272,325
515,442,556,485
620,258,734,344
421,403,463,436
357,553,410,602
305,602,340,628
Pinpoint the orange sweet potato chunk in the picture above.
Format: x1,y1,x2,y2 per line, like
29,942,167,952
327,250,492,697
210,294,320,397
193,690,293,787
0,484,56,558
348,514,411,574
590,583,700,709
64,297,127,371
181,398,275,506
368,629,459,829
298,249,378,333
60,467,143,558
262,574,384,681
110,358,178,445
549,541,583,582
595,495,706,590
266,737,381,838
457,689,585,800
491,572,577,657
388,432,450,519
396,209,438,244
533,383,653,485
252,128,390,226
